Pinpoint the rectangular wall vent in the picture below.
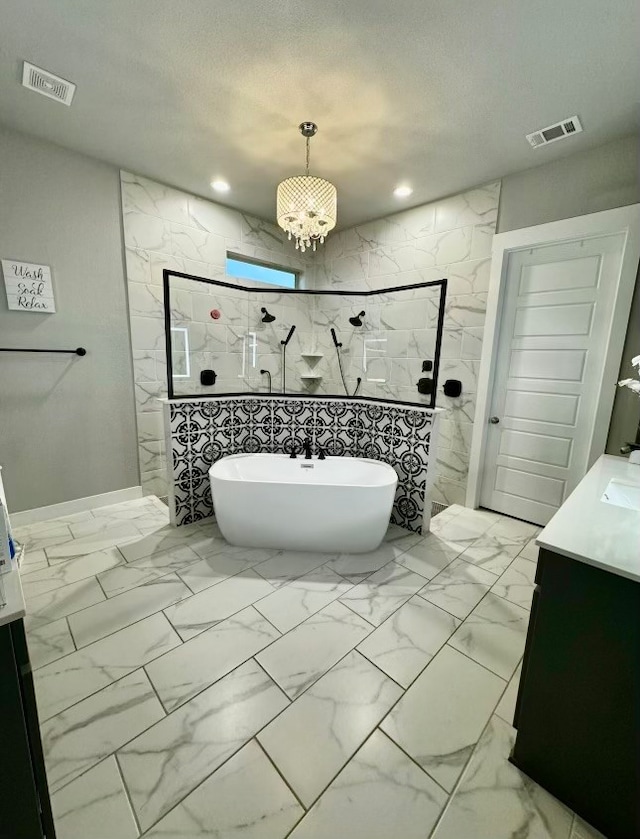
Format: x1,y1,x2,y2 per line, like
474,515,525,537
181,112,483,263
22,61,76,106
526,116,583,149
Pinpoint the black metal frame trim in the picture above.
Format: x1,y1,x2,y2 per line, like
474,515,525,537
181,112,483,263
163,269,447,409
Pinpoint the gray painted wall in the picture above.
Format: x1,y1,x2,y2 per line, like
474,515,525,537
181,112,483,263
497,134,639,233
0,126,139,512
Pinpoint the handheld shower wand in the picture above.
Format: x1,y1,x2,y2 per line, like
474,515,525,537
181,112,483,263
280,324,297,393
330,327,342,348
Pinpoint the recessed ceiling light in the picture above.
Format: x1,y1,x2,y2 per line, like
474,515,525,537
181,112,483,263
211,179,230,193
393,185,413,198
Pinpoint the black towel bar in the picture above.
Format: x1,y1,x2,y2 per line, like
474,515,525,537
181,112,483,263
0,347,87,356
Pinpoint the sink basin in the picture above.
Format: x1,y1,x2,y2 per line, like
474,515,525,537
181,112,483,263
601,479,640,511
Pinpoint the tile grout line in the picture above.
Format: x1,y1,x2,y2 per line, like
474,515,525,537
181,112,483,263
112,752,144,838
254,737,308,813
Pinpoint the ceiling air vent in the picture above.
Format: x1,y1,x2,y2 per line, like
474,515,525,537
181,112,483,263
526,116,583,149
22,61,76,106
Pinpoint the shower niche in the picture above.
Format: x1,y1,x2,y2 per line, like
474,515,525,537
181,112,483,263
164,270,447,408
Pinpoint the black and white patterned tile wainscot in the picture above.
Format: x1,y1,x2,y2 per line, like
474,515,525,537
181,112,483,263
163,396,442,533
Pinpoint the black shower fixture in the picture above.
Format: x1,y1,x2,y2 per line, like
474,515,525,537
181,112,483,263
261,307,276,323
330,327,342,348
348,310,366,327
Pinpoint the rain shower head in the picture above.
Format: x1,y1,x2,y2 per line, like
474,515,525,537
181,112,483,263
261,307,276,323
349,310,366,327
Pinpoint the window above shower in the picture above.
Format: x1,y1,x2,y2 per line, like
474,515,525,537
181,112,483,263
225,254,298,289
164,270,447,408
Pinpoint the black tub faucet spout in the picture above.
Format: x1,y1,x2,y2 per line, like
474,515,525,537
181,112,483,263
302,438,313,460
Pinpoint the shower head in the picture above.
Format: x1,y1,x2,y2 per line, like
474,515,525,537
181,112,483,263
348,310,366,327
261,307,276,323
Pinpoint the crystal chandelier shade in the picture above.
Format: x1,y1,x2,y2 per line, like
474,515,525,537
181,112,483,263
276,123,337,252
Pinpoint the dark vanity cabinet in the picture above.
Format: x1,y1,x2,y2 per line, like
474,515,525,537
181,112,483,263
0,619,56,839
510,548,640,839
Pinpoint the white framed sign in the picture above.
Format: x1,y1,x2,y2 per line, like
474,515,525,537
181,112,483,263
1,259,56,313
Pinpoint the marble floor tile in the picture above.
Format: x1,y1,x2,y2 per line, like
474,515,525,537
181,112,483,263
42,669,164,793
143,739,303,839
381,645,505,792
117,659,289,832
357,596,460,687
339,562,431,626
449,592,530,680
14,523,74,553
24,577,106,630
432,715,573,839
26,617,76,670
571,816,608,839
20,549,124,599
450,507,502,529
324,539,418,584
180,545,280,593
258,650,401,806
18,548,49,573
118,523,209,563
254,564,353,633
146,606,280,711
50,756,138,839
492,557,536,610
289,729,447,839
460,534,523,575
256,601,372,699
68,574,190,647
163,572,276,641
519,538,540,563
97,544,200,597
418,558,497,619
428,518,489,551
495,662,522,727
254,549,339,588
394,534,460,580
44,524,142,562
486,517,540,545
34,613,180,720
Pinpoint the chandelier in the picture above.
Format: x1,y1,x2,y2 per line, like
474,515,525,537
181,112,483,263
277,122,337,252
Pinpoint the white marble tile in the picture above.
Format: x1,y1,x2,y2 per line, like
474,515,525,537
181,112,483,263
26,617,76,670
519,538,540,563
123,212,172,251
18,548,49,573
118,523,208,563
42,669,164,793
571,816,608,839
51,756,138,839
147,606,280,712
124,245,151,284
381,645,505,792
163,572,275,641
338,562,428,626
20,549,124,599
394,534,461,580
171,222,225,265
357,596,460,687
324,539,417,584
445,293,487,329
486,517,540,544
177,544,277,593
25,577,106,630
418,558,497,619
434,182,500,233
432,715,573,839
495,662,522,727
45,523,141,562
256,601,372,699
290,730,447,839
259,650,401,806
68,575,190,648
255,565,353,633
188,195,242,238
449,592,529,680
444,257,491,296
97,544,200,597
143,739,302,839
117,659,289,832
15,523,74,553
460,533,524,575
471,222,496,259
121,171,190,225
34,613,180,721
254,549,339,588
492,557,536,610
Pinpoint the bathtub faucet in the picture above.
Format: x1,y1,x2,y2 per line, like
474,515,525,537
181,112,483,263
302,438,313,460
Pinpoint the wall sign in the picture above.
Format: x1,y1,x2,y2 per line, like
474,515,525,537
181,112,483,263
1,260,56,313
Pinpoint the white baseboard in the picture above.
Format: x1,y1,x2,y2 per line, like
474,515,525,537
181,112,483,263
11,486,144,527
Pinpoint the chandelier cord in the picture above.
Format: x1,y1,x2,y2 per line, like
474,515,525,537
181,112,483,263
305,135,310,176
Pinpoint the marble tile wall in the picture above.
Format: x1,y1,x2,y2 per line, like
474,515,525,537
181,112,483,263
165,396,440,533
121,172,313,497
310,181,501,507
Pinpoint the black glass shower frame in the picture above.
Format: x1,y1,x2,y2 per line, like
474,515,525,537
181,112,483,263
163,269,447,409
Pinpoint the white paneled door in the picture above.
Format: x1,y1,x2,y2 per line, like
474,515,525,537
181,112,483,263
480,233,627,524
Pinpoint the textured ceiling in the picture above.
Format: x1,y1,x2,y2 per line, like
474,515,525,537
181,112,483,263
0,0,638,228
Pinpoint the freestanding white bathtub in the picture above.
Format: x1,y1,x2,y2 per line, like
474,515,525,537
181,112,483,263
209,454,398,553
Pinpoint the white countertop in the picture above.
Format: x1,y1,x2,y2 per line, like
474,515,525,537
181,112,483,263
0,562,26,628
537,454,640,583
